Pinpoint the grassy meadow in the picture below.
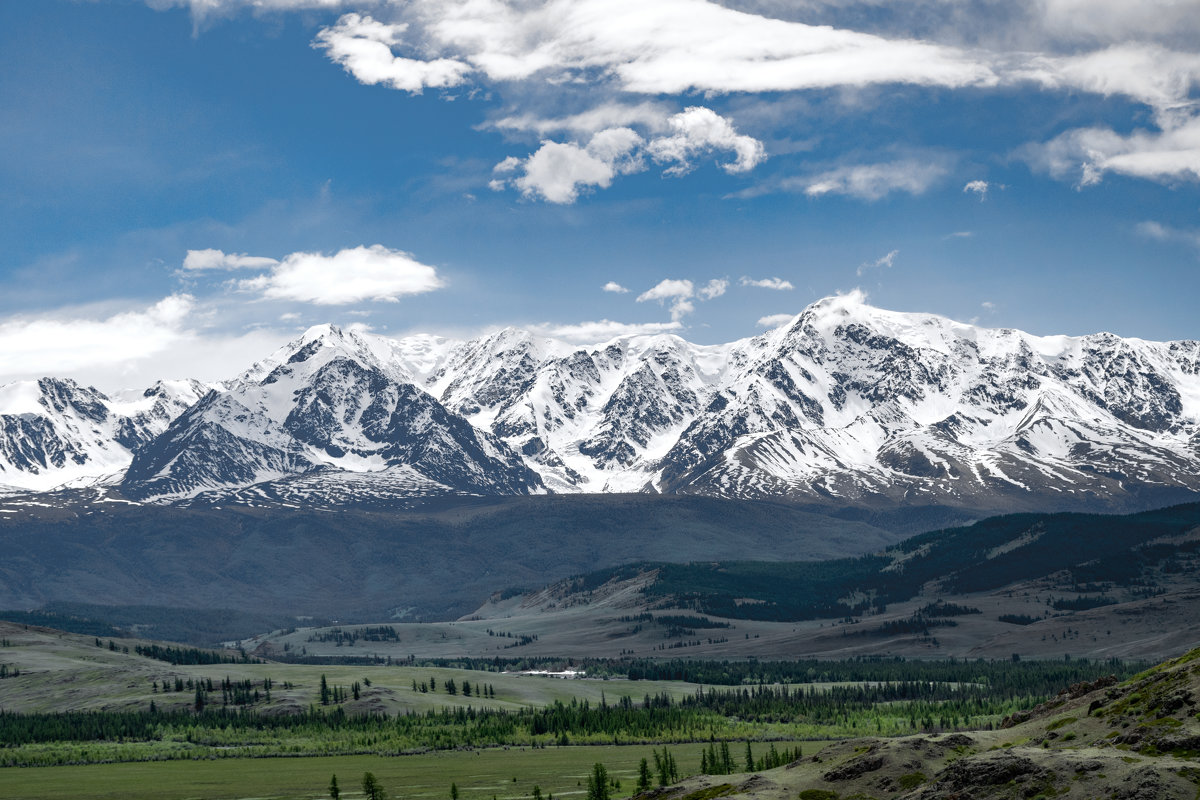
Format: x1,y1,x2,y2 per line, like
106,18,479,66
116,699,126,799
0,742,720,800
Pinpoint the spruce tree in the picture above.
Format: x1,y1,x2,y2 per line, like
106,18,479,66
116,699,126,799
637,758,651,791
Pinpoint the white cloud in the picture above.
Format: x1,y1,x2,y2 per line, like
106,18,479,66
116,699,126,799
757,313,795,328
981,300,996,310
494,107,763,202
699,278,728,300
316,0,995,98
236,244,445,305
603,281,630,293
182,248,279,271
0,295,196,381
489,102,674,137
646,107,766,176
637,279,695,303
740,276,794,290
314,13,471,94
499,127,643,203
963,179,989,199
635,277,725,321
1015,44,1200,119
529,319,682,343
943,231,974,239
856,249,899,276
1026,114,1200,186
805,159,948,200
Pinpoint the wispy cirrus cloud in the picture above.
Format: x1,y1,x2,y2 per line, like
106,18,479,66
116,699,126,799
740,276,794,290
182,248,279,271
757,312,795,328
528,318,681,342
1137,220,1200,252
857,249,899,276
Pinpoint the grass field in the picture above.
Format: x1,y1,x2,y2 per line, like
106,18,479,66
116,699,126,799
0,622,702,717
0,742,727,800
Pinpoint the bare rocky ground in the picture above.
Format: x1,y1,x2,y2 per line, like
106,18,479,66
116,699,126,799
630,649,1200,800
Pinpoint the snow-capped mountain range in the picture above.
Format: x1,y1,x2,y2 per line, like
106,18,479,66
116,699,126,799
3,293,1199,512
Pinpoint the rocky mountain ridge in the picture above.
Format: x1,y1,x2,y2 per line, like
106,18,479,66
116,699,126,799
1,294,1198,511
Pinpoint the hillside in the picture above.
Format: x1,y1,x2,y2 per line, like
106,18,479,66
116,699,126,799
0,493,903,639
636,647,1200,799
239,503,1200,664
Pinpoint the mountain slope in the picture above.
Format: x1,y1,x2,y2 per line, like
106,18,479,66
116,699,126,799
0,378,208,493
121,325,541,501
4,294,1198,510
0,493,901,624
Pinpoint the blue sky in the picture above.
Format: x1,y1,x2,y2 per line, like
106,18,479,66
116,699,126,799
1,0,1199,389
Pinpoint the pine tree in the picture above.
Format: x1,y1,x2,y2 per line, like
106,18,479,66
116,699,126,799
329,774,340,800
320,674,331,705
586,763,610,800
362,772,387,800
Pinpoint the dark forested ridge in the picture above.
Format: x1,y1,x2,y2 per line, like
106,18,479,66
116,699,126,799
566,503,1200,621
0,494,912,636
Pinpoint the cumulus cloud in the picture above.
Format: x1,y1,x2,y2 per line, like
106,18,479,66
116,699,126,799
314,14,471,94
602,281,630,293
804,159,949,200
637,279,692,302
646,107,766,175
0,295,195,381
740,276,794,290
635,277,727,321
757,312,795,328
182,248,279,271
963,179,989,199
493,108,762,203
857,249,899,276
699,278,728,300
492,128,643,203
237,244,445,304
529,319,682,343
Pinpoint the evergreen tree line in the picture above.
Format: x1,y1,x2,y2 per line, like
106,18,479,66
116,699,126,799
134,643,257,666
